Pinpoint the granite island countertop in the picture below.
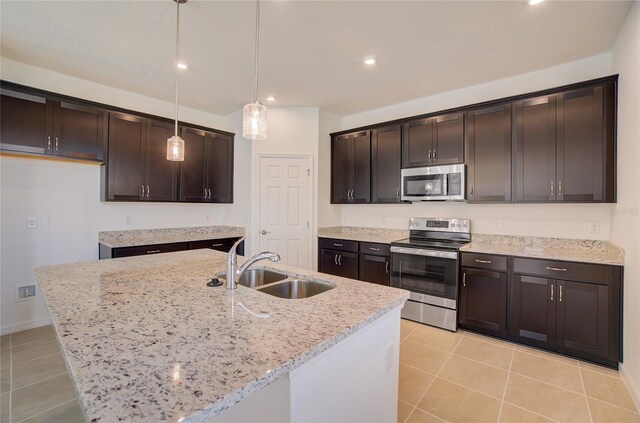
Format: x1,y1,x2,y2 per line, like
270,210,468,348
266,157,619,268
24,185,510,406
460,234,624,266
99,225,245,248
36,250,409,422
317,226,408,244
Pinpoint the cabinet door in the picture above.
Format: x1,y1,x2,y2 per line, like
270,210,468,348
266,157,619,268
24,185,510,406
402,118,432,168
352,131,371,203
433,113,464,165
53,101,107,161
556,86,605,202
0,88,52,154
556,280,610,361
106,113,146,201
112,242,188,258
179,126,207,202
359,254,390,286
466,104,512,202
459,268,507,335
207,132,234,203
331,134,353,203
339,251,359,279
321,249,342,277
145,119,178,201
511,274,557,347
372,125,402,203
514,96,556,202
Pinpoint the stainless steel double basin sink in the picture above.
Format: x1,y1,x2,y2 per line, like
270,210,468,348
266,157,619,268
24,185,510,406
221,269,335,299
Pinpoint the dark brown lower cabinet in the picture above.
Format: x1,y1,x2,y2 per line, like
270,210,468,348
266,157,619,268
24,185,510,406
459,267,508,336
99,237,243,259
511,274,558,346
359,254,390,286
320,249,358,279
318,238,391,284
107,242,189,259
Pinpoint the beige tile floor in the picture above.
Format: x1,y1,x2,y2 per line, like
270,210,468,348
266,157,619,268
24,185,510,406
398,319,640,423
1,322,639,423
0,326,84,423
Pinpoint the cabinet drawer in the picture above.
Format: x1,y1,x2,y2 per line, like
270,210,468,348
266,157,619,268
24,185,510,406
190,237,242,253
320,238,359,252
513,257,609,284
360,242,390,256
112,242,188,258
461,253,508,272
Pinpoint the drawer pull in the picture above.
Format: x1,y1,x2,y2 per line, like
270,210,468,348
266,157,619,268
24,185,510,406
546,266,567,272
338,254,342,266
550,283,554,301
369,247,381,251
335,254,338,265
463,273,466,287
475,259,492,264
385,261,389,274
559,285,563,302
146,250,161,254
212,243,223,247
334,243,343,247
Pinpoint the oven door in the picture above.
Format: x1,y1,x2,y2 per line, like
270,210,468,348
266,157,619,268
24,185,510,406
390,246,459,309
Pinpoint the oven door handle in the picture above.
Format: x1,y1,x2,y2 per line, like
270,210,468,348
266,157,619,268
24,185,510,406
390,246,458,260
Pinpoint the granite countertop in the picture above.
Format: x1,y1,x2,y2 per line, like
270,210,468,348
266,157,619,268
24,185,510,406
318,226,408,244
36,250,409,422
460,234,624,266
99,226,246,248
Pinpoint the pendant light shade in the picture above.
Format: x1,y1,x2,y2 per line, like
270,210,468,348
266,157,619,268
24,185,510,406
243,0,267,140
243,101,267,140
167,0,186,161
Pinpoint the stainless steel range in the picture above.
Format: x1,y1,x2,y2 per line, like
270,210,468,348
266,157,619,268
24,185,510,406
390,217,470,331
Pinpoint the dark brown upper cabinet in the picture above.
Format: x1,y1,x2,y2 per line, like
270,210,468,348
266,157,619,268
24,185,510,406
402,113,464,168
179,127,234,203
1,86,106,160
466,104,512,203
103,113,178,202
331,130,371,203
372,125,402,203
514,81,616,203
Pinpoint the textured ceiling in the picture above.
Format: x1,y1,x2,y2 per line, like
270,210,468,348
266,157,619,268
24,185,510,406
0,1,633,116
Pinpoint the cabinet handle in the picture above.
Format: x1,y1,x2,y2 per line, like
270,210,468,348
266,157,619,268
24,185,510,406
470,186,474,197
204,188,207,199
475,259,492,264
369,247,381,251
146,185,150,198
350,189,354,199
335,254,338,265
208,188,212,199
146,250,161,254
338,254,342,265
428,150,432,162
463,273,466,287
433,149,437,161
212,243,223,247
546,266,567,272
334,243,343,247
558,180,563,197
559,285,563,302
550,180,554,197
55,137,59,152
550,283,554,301
47,136,51,151
385,261,389,274
142,185,145,198
397,187,400,199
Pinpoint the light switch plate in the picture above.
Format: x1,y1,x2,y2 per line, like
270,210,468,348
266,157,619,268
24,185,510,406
27,217,37,229
38,217,49,228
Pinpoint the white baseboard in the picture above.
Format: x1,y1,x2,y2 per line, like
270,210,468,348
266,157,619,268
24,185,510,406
620,363,640,412
1,317,52,336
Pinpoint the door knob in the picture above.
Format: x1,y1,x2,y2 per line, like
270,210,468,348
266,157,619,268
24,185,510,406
261,230,271,235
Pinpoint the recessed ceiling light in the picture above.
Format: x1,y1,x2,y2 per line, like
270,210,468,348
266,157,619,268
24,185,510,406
364,57,376,65
266,96,276,102
528,0,544,5
176,62,188,70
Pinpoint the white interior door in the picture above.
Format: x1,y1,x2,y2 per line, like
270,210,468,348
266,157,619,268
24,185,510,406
259,156,312,269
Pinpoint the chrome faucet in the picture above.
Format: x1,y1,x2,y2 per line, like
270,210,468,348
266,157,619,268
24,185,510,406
226,237,280,290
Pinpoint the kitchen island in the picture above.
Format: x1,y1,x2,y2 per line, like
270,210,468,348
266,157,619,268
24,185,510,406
35,249,408,422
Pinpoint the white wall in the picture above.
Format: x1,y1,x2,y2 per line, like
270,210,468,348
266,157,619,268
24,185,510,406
611,1,640,406
317,109,342,229
0,60,236,334
336,53,616,240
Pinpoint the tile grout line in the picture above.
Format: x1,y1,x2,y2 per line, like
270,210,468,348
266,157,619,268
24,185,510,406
495,342,516,422
10,370,70,394
501,401,563,423
13,397,78,423
578,364,594,423
578,361,624,380
9,351,62,370
509,368,597,397
9,334,56,351
584,395,640,415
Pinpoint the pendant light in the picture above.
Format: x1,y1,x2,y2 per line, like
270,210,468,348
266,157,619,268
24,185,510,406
242,0,267,140
167,0,186,161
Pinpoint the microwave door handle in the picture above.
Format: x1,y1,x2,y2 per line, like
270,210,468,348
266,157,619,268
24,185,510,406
390,246,458,260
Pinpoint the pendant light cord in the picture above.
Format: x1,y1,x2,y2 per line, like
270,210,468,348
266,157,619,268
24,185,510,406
253,0,260,102
175,0,181,137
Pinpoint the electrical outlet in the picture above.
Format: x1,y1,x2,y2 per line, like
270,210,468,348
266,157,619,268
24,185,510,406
499,221,508,232
38,217,49,228
385,344,393,372
27,217,37,229
125,216,132,225
590,223,600,233
16,285,37,302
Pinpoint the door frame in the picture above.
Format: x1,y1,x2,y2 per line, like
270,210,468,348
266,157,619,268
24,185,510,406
256,153,314,270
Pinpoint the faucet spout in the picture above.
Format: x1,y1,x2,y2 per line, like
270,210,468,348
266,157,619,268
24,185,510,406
226,237,281,290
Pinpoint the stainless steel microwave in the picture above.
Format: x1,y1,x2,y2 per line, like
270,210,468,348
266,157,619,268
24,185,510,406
400,164,466,201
